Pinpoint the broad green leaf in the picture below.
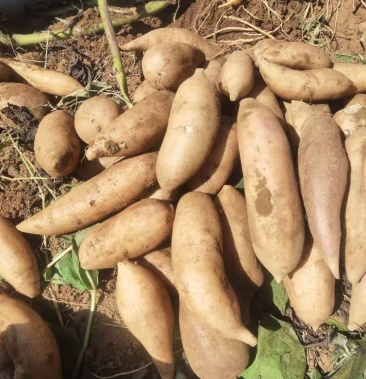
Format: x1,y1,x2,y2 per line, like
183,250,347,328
326,318,349,332
55,249,90,291
271,280,288,316
74,226,93,247
43,266,54,281
240,313,306,379
43,228,98,291
326,339,366,379
257,278,289,317
307,368,323,379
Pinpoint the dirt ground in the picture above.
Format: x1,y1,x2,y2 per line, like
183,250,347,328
1,0,366,378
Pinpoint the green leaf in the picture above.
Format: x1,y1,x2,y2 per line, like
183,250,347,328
307,368,323,379
240,314,306,379
271,280,288,316
326,339,366,379
43,227,98,291
74,227,93,247
258,278,288,317
326,318,349,332
235,178,244,189
55,249,88,291
335,53,366,64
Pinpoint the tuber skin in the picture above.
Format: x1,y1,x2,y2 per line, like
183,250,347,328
139,247,177,296
0,61,16,82
203,58,225,89
17,152,158,236
219,51,255,101
247,73,284,124
0,291,63,379
74,96,121,144
0,218,40,298
0,82,50,128
86,91,174,160
172,192,257,347
333,103,366,137
258,41,332,70
298,112,348,279
334,62,366,94
237,98,305,282
34,110,81,178
218,0,243,8
120,27,222,60
214,185,264,293
186,117,239,195
179,301,250,379
142,42,205,91
283,237,335,331
348,274,366,331
132,80,159,103
78,199,175,270
116,261,175,379
257,57,356,102
0,57,83,96
344,129,366,285
157,69,221,193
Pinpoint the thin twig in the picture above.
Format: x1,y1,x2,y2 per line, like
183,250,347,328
219,36,265,44
210,5,229,43
173,0,181,22
91,349,184,378
72,271,98,379
92,362,154,378
98,0,132,108
0,175,54,181
225,15,276,39
204,26,255,38
239,4,270,21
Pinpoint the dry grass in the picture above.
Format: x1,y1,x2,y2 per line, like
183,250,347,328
192,0,342,52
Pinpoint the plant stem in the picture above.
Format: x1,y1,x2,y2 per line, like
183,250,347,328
0,1,170,47
0,175,54,181
72,271,97,379
98,0,132,108
43,245,73,272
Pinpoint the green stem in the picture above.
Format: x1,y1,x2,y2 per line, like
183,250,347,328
72,271,97,379
98,0,132,108
0,1,170,47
